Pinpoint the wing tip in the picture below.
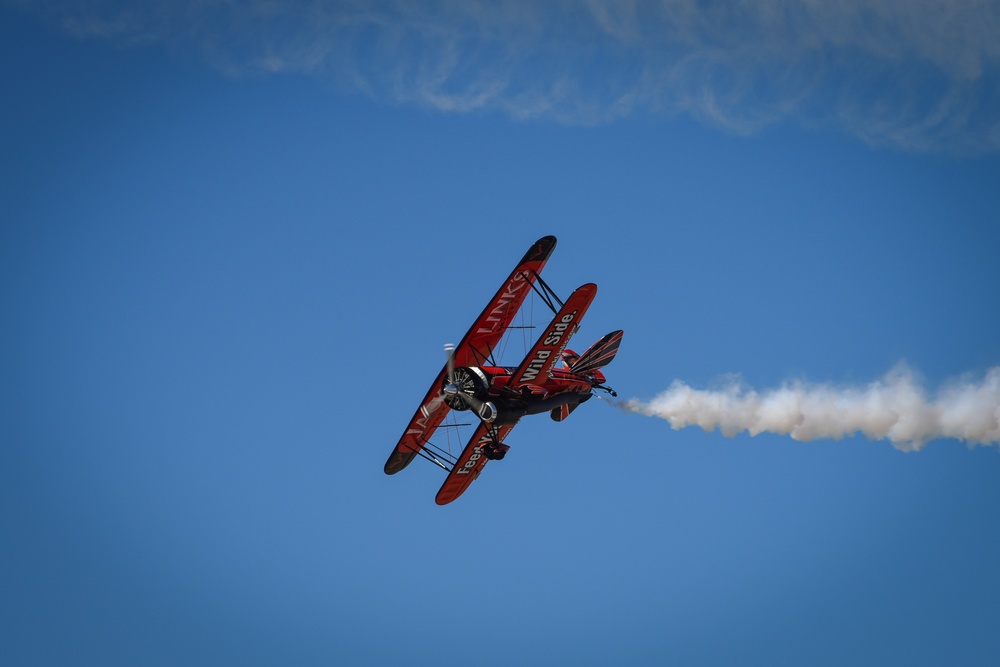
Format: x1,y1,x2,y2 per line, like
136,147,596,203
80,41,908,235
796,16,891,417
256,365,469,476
522,235,557,265
384,447,417,475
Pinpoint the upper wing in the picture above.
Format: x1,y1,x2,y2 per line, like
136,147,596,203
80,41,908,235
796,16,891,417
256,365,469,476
384,236,557,475
507,283,598,388
435,422,517,505
453,235,558,367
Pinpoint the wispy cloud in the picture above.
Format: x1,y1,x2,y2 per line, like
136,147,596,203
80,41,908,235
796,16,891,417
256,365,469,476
10,0,1000,153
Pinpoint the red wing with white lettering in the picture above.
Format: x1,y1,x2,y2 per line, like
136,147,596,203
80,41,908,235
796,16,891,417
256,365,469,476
383,366,451,475
435,423,516,505
507,283,597,389
453,235,557,367
384,236,557,475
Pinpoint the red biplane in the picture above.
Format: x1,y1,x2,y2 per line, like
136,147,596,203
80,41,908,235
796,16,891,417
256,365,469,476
383,235,623,504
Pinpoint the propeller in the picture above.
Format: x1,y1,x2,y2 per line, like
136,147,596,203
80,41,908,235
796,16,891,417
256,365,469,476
438,343,497,422
443,343,457,399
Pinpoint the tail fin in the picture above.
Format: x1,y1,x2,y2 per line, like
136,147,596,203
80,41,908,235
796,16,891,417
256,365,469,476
569,330,623,375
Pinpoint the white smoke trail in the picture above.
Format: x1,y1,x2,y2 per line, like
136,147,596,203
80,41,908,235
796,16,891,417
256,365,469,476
624,364,1000,451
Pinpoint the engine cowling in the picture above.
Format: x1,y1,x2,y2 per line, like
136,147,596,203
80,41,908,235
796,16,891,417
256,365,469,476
442,366,490,411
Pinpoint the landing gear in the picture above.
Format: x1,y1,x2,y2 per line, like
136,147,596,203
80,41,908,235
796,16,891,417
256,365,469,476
482,442,510,460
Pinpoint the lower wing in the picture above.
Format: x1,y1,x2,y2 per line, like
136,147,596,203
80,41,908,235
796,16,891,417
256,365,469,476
435,422,517,505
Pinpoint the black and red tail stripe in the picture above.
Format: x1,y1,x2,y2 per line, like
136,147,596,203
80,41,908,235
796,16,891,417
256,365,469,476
569,330,623,375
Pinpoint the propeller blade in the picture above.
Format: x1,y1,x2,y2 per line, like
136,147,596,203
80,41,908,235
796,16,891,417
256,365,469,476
457,391,483,412
444,343,456,385
457,392,497,423
425,395,445,414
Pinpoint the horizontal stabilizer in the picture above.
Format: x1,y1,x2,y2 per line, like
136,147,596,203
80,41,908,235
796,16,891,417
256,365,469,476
569,330,623,375
551,402,580,422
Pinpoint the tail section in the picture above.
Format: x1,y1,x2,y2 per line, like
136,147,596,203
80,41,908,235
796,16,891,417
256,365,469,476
551,402,581,422
553,331,623,423
561,349,580,368
569,330,623,375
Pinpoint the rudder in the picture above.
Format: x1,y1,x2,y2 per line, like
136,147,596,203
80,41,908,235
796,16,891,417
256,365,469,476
569,330,623,375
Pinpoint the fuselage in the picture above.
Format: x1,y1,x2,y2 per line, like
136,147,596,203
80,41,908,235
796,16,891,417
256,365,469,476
470,365,597,423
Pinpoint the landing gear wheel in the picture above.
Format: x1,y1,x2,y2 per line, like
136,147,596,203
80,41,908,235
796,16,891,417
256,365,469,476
482,442,508,460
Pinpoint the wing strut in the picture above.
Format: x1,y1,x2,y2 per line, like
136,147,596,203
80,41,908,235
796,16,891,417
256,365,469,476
522,269,564,314
415,443,457,472
411,421,475,472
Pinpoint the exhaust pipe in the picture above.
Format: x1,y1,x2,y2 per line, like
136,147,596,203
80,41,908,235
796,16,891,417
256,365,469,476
479,401,498,423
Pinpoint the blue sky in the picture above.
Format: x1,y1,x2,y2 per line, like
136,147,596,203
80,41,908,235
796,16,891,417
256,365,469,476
2,2,999,665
